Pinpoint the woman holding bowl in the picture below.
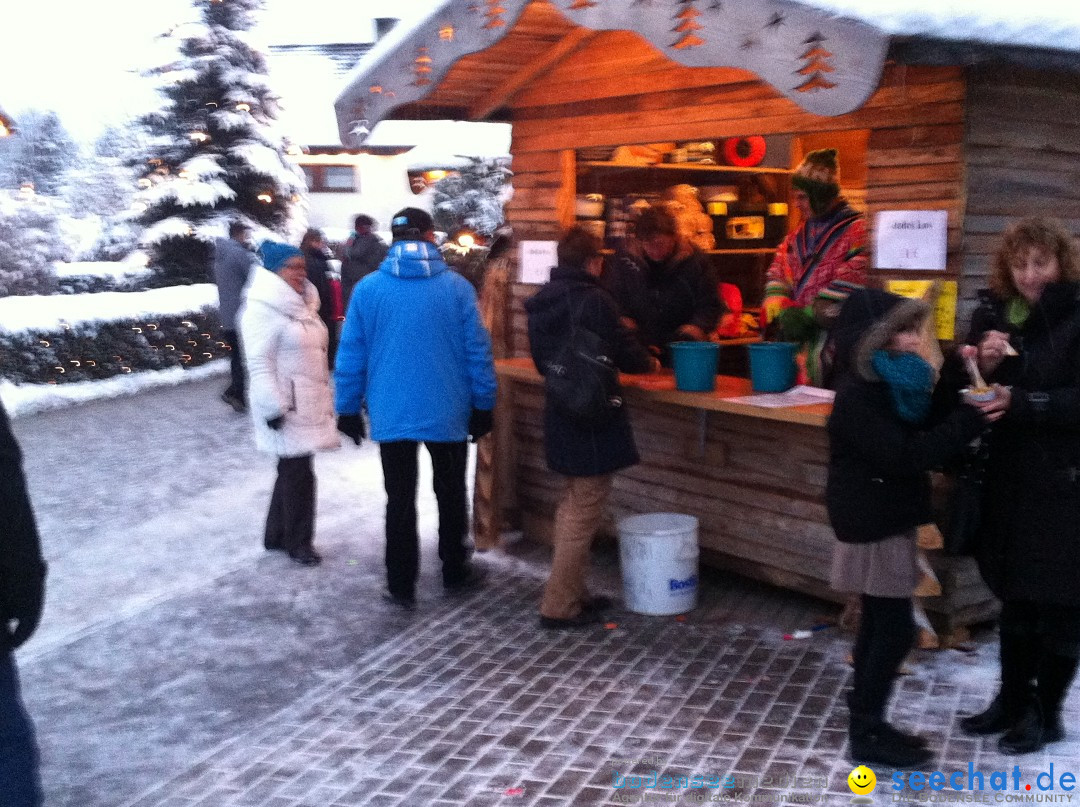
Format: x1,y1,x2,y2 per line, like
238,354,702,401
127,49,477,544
958,217,1080,754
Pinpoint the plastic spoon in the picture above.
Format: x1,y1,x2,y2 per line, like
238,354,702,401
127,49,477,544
964,353,988,390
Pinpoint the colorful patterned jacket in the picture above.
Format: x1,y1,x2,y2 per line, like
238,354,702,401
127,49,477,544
763,202,868,324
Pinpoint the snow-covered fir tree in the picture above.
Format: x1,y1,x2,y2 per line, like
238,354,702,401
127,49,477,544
133,0,305,284
431,157,512,238
0,110,76,196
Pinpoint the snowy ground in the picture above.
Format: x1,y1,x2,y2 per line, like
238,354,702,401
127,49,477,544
8,376,1080,807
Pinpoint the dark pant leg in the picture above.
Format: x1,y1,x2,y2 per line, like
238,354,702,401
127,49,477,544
265,456,315,552
1035,603,1080,721
223,328,245,401
380,441,420,598
854,595,916,720
849,596,876,715
999,600,1041,718
426,441,470,585
0,652,41,807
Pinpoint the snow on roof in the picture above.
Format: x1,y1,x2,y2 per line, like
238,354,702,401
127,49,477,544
795,1,1080,53
268,46,511,157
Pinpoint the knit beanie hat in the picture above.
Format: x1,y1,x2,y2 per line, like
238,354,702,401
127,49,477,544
792,148,841,216
390,207,435,242
258,240,303,273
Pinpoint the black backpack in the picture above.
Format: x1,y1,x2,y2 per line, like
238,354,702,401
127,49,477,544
542,296,622,424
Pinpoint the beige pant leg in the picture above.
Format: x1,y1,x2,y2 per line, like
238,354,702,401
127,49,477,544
540,474,612,620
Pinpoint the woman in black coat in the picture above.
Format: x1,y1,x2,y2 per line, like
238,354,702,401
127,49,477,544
526,226,657,629
300,228,338,369
955,217,1080,754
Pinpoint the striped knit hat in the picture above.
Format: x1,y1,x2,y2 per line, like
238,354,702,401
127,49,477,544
792,148,841,216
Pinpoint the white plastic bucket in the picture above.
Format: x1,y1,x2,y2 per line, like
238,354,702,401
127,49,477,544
617,513,699,615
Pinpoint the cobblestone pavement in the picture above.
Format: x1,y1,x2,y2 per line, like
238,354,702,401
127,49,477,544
119,553,1080,807
11,378,1080,807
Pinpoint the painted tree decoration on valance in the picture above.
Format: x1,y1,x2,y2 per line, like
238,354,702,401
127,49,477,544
335,0,888,146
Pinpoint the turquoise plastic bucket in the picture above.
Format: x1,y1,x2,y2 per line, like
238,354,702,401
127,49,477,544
670,342,719,392
748,342,798,392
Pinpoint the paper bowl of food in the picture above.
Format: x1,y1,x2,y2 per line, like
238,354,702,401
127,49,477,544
962,386,996,404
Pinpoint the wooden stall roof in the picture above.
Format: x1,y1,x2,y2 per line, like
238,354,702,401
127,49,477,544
334,0,1080,145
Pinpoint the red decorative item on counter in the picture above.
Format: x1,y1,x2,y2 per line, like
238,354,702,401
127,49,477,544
722,136,766,167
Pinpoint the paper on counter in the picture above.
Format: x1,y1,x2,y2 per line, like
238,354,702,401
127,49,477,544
723,385,836,408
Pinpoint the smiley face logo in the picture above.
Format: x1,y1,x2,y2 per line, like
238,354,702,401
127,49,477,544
848,765,876,795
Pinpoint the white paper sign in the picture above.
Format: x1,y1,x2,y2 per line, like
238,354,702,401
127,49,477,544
518,241,557,284
874,210,948,270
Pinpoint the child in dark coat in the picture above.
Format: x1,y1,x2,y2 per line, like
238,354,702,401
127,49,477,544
826,289,1000,766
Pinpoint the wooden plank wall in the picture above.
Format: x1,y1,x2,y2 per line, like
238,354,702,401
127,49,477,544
961,66,1080,332
497,375,997,629
498,33,968,356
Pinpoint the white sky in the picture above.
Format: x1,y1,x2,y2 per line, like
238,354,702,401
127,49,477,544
0,0,441,140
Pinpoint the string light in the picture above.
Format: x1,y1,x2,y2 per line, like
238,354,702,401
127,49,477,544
257,192,273,203
235,102,250,112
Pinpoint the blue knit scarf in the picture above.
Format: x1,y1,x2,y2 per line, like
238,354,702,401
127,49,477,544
871,350,934,424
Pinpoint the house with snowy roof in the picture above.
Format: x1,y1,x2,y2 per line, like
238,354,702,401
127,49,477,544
332,0,1080,332
266,18,510,239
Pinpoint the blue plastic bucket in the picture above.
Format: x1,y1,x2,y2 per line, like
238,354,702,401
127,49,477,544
748,342,798,392
670,342,719,392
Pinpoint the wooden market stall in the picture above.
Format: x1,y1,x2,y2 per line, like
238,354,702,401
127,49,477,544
334,1,1080,631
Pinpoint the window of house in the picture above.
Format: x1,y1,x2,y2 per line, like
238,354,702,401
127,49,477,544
302,165,357,193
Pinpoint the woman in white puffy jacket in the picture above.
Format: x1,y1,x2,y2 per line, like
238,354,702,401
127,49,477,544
239,241,340,566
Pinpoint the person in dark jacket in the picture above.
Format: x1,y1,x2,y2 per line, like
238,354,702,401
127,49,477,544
340,214,388,313
952,217,1080,754
212,221,257,412
605,204,722,366
526,225,659,629
300,228,338,369
826,288,996,767
0,400,46,806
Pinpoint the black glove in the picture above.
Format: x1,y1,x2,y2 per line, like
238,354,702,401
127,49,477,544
266,415,285,431
337,414,365,445
468,408,494,442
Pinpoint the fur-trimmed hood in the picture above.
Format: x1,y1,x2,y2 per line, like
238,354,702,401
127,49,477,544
830,288,929,383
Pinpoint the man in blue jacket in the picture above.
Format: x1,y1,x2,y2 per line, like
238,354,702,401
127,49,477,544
335,208,497,609
1,401,46,806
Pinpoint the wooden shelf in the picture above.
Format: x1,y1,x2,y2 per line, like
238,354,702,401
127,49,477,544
580,161,792,175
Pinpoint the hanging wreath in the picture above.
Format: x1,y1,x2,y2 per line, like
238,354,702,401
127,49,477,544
722,136,767,167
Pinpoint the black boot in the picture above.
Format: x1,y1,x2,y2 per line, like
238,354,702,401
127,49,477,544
847,692,927,749
850,713,934,767
1037,652,1078,745
998,697,1044,755
959,692,1011,735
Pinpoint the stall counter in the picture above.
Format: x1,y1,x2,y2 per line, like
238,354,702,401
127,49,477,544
475,359,997,637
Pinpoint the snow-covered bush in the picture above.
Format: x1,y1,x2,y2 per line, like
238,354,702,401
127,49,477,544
0,312,226,384
0,192,71,296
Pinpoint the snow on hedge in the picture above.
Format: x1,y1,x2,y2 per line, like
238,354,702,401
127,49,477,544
52,259,152,279
0,284,218,334
1,359,227,418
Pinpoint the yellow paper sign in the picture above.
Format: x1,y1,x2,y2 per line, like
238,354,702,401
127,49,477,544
885,280,957,341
